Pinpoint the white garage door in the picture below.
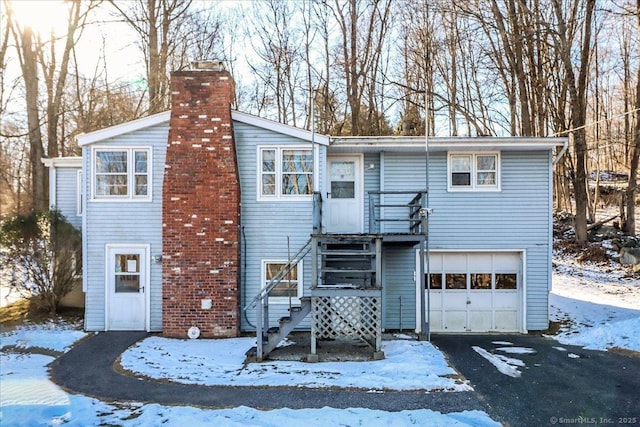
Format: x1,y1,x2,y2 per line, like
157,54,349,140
417,252,523,333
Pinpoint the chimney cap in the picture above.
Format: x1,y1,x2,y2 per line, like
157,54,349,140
190,60,226,71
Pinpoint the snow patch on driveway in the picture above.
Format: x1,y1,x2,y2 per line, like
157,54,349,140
495,347,537,355
472,346,522,378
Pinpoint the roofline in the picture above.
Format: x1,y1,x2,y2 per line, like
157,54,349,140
231,110,330,145
42,157,82,167
76,110,331,147
328,136,568,152
77,111,171,146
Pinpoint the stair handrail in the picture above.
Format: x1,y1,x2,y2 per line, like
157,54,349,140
243,237,313,312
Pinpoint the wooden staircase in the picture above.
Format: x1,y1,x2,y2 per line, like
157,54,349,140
310,235,384,361
315,235,381,290
244,190,428,362
244,238,312,361
261,296,311,356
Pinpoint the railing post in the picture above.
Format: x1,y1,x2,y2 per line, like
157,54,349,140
263,296,269,337
421,191,427,234
312,235,318,288
369,193,375,233
256,298,263,361
313,192,322,233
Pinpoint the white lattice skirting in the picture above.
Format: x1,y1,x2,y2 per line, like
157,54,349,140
311,295,381,348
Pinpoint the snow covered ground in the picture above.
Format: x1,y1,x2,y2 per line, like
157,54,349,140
120,335,470,391
0,327,494,426
551,247,640,352
1,244,638,426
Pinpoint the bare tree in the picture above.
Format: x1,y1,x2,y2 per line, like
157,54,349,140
6,6,46,211
110,0,191,114
4,0,97,211
332,0,393,136
247,0,304,126
624,0,640,235
551,0,596,243
39,0,99,158
109,0,224,115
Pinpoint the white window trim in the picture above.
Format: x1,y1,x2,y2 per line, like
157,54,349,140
91,146,153,202
261,259,303,304
447,151,501,192
257,145,314,201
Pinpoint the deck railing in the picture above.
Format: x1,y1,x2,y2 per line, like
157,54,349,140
312,190,427,235
368,190,427,234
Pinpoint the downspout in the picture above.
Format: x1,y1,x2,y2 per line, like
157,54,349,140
418,89,431,341
241,225,256,328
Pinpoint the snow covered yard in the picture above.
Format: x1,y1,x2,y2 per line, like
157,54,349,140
0,325,496,426
120,335,470,392
551,246,640,353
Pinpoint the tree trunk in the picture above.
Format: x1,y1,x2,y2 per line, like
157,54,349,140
16,26,47,211
552,0,596,243
624,0,640,235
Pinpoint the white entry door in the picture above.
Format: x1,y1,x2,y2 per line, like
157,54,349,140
107,245,148,330
325,156,363,233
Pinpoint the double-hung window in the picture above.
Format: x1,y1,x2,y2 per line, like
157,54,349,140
262,260,302,302
259,147,313,200
448,152,499,191
93,148,151,200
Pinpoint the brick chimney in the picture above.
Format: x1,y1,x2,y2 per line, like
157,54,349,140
162,61,240,338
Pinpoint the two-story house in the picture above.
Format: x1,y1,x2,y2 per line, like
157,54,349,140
44,61,567,360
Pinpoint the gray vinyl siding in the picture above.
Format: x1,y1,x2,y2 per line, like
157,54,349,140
383,247,417,330
234,121,326,331
83,122,168,331
381,150,552,330
54,167,81,230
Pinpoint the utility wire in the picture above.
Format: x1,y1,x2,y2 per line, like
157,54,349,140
552,107,640,137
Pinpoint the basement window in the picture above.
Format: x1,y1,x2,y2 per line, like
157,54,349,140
92,147,151,200
448,152,500,191
259,147,313,200
262,260,302,303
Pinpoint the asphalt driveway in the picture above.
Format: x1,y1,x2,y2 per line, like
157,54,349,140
432,334,640,426
49,332,640,426
48,331,484,412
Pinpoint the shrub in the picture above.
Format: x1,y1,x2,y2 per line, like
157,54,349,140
0,210,81,315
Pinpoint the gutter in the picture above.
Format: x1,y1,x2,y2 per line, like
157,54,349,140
553,139,569,166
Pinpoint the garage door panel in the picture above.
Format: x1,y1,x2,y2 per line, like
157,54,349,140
494,253,520,270
429,310,443,330
469,310,493,331
443,253,467,270
495,310,518,330
494,292,518,308
443,292,468,309
430,291,443,309
444,311,466,331
422,252,522,333
468,254,492,270
469,292,492,307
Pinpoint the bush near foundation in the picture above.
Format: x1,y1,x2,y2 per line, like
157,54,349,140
0,210,81,316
